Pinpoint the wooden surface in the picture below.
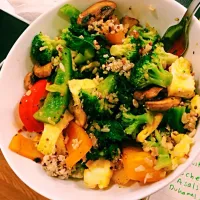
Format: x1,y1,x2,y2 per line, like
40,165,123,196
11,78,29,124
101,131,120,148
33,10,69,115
0,150,48,200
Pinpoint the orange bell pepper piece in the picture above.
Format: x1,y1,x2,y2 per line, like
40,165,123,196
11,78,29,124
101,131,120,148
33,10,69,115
112,168,130,185
123,147,166,183
9,134,43,161
105,31,125,45
65,121,92,168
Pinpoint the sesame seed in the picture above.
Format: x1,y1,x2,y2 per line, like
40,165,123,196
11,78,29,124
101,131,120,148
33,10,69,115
39,46,48,51
92,67,98,74
71,138,82,150
88,19,126,34
144,173,153,184
59,62,65,72
135,165,146,172
144,157,154,167
93,122,101,131
103,54,109,58
101,125,110,132
148,5,156,11
115,113,122,119
160,171,166,178
79,35,84,39
89,133,98,148
56,44,64,52
26,90,31,96
102,57,134,78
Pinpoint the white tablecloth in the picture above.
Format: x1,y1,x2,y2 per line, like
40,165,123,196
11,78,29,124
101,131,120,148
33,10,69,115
1,0,65,22
1,1,200,200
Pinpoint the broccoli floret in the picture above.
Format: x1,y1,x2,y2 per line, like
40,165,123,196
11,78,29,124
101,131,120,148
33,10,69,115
129,25,160,47
122,111,154,138
81,92,113,118
97,74,116,96
130,55,173,89
110,37,140,62
152,43,178,68
144,131,172,170
80,75,117,119
68,79,97,107
87,144,120,161
31,33,54,65
91,120,125,142
116,76,133,107
86,120,125,160
31,32,65,65
164,106,186,133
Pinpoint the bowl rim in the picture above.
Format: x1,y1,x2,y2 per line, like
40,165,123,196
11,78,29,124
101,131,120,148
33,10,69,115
1,0,200,199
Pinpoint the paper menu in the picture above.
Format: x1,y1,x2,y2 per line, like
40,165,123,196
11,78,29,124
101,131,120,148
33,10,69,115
150,154,200,200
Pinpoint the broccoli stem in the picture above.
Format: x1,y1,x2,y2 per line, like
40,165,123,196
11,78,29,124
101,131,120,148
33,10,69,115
122,112,150,123
124,121,141,135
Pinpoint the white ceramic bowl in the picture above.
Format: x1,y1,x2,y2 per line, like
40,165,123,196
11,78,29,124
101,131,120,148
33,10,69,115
1,0,200,199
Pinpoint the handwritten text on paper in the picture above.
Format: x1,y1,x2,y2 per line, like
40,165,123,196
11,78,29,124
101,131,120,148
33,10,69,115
150,155,200,200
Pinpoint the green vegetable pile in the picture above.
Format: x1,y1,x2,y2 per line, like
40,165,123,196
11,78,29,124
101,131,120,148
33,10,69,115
29,2,199,174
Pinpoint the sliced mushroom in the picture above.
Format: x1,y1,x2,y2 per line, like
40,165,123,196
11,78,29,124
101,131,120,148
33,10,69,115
134,87,163,101
69,101,87,127
145,97,181,111
74,106,87,127
121,16,139,29
24,72,34,90
77,1,117,25
33,62,52,78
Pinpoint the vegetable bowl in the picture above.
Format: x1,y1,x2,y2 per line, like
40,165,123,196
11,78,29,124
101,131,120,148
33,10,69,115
1,0,200,199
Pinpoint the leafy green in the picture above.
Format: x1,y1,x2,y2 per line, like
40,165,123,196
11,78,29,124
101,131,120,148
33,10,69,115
61,29,94,53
